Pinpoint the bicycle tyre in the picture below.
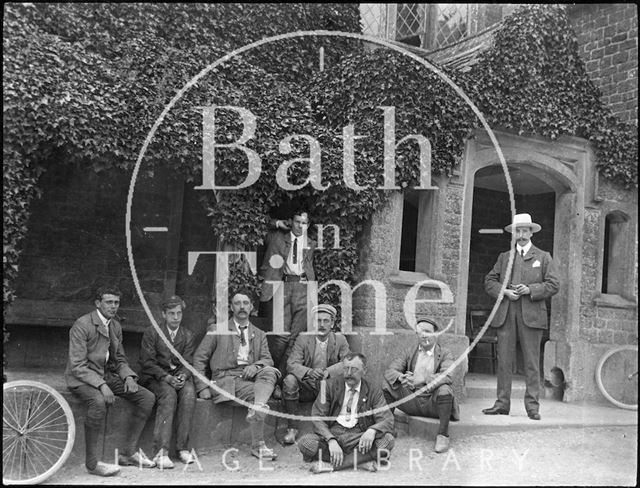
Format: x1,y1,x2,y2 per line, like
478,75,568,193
595,345,638,411
3,380,76,485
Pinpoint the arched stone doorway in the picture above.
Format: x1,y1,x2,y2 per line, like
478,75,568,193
456,129,589,392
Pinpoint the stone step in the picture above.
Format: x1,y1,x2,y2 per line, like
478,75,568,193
463,373,526,399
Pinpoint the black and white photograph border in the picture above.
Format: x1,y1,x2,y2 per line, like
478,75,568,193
3,3,637,486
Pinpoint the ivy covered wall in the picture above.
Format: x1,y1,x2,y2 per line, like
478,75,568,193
3,4,637,314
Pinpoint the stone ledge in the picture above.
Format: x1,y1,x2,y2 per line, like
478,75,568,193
594,294,638,309
61,392,313,465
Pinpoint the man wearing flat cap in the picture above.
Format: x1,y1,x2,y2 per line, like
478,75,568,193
140,295,197,468
483,213,560,420
281,303,351,444
383,318,460,453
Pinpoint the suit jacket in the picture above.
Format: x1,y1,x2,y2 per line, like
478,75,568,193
192,320,276,400
139,322,196,385
383,343,460,420
260,229,316,301
286,332,351,381
311,376,394,441
484,244,560,329
65,310,137,389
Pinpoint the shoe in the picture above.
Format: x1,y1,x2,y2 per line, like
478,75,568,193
153,450,174,469
482,406,509,415
360,460,378,472
178,449,195,464
283,428,298,445
246,403,270,423
251,441,278,460
87,461,120,477
119,450,156,468
527,411,541,420
434,434,450,453
310,460,334,474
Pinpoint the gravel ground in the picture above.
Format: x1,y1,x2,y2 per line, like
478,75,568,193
45,425,637,486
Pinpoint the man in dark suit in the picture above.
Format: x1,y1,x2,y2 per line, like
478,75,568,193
383,318,460,453
483,213,560,420
281,304,351,444
139,295,196,469
65,286,156,476
259,208,316,374
297,353,395,474
192,289,280,460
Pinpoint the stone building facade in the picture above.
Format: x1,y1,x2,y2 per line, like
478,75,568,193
6,4,637,404
353,3,638,402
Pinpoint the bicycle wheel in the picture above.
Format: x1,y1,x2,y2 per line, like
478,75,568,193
3,380,75,485
595,345,638,410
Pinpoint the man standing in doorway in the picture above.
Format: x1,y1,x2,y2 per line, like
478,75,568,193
260,207,316,375
483,213,560,420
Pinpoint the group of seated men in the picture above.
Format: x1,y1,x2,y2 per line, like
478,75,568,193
65,286,459,477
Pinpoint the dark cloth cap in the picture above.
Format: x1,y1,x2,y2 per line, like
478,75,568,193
416,317,439,331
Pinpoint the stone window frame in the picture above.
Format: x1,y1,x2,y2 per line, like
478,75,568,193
389,183,444,287
594,204,638,310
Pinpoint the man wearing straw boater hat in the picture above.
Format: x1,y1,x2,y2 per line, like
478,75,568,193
482,213,559,420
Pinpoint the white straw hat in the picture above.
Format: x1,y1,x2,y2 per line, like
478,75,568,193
504,213,541,233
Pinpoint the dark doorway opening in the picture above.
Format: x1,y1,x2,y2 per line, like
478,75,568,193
467,166,556,376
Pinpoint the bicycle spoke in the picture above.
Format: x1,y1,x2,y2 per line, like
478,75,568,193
26,405,66,433
4,436,19,480
24,389,50,427
3,433,20,461
24,438,44,479
25,436,55,474
26,433,67,454
4,396,24,431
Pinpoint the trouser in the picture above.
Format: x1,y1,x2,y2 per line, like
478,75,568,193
383,384,454,436
496,300,544,413
70,374,155,470
224,366,279,445
298,424,395,463
282,373,320,429
144,377,196,453
261,281,308,376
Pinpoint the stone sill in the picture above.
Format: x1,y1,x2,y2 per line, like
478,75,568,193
388,270,439,287
594,294,638,310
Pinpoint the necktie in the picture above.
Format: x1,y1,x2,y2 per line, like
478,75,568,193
292,237,298,264
239,326,247,347
170,330,176,342
345,388,356,415
521,249,525,258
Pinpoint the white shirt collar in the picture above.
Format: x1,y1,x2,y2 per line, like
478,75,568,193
517,241,532,255
345,380,361,393
233,320,249,333
96,309,110,327
419,346,434,356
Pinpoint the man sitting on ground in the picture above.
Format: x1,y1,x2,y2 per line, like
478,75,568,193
298,352,395,473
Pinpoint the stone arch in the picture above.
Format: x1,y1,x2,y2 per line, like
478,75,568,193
457,130,588,379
